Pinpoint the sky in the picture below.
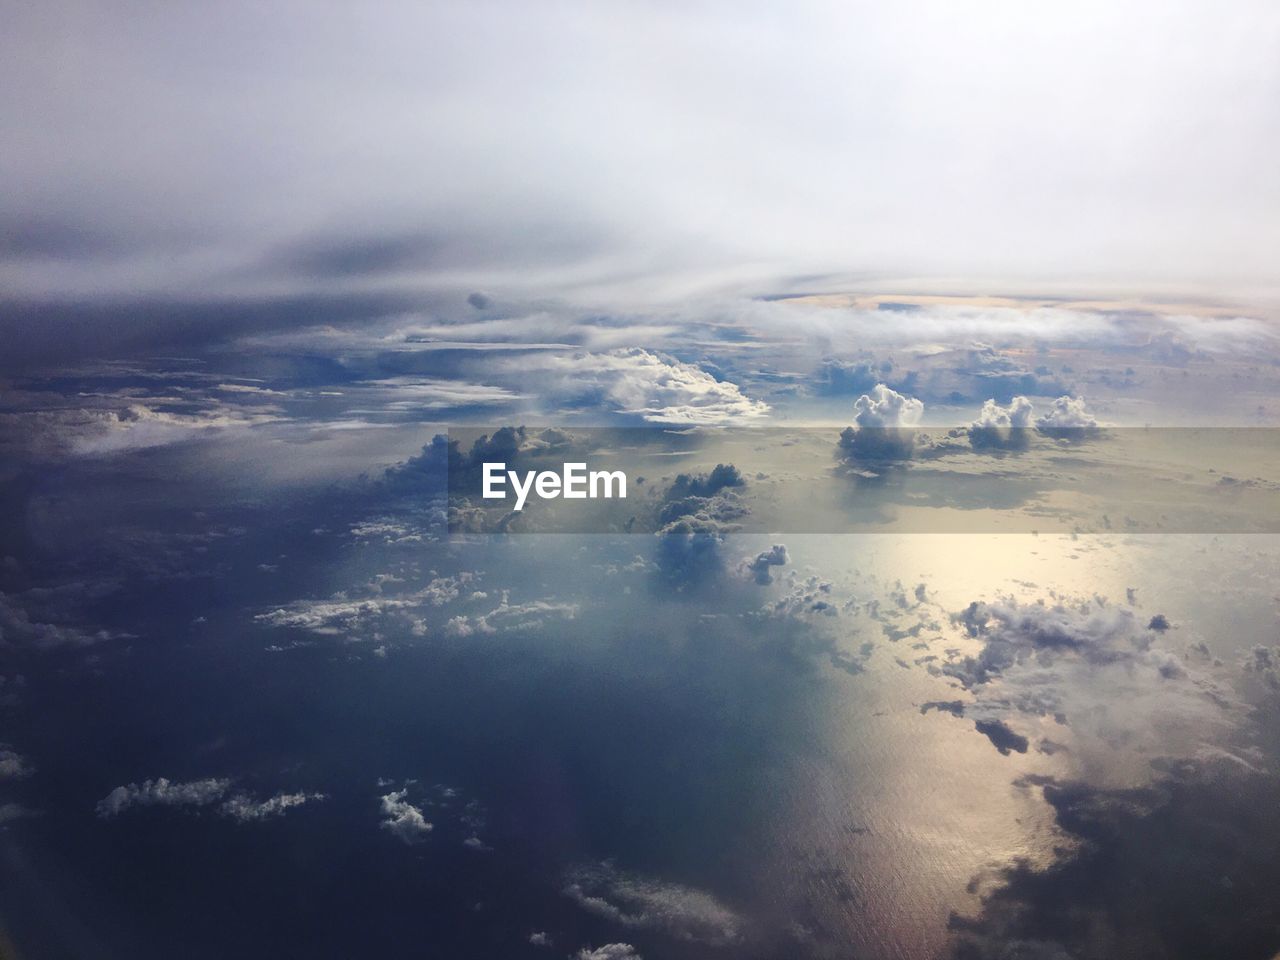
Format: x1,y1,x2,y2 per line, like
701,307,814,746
5,7,1280,960
3,0,1280,366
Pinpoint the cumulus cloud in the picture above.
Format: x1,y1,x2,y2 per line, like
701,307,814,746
744,544,789,585
946,598,1156,689
968,396,1035,451
563,862,742,946
653,466,750,587
838,383,924,462
762,574,839,621
513,349,769,425
1035,395,1099,438
452,426,578,471
665,463,745,501
379,788,434,843
932,596,1235,759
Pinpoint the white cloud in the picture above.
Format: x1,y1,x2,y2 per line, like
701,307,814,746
72,402,283,456
969,396,1035,450
852,383,924,429
220,791,326,822
256,573,477,636
1035,396,1099,436
96,777,232,817
442,593,578,638
512,349,769,425
5,2,1277,312
342,377,523,414
96,776,322,822
934,596,1238,762
564,862,742,946
839,383,924,461
575,945,641,960
379,788,433,842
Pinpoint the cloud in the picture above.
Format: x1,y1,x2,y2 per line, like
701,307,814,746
379,788,434,843
5,0,1277,356
0,591,115,648
341,377,522,414
96,777,322,821
932,596,1236,759
73,401,282,456
951,344,1069,402
0,802,38,825
653,466,750,588
441,593,578,637
949,759,1280,960
838,383,924,462
974,718,1030,756
744,544,789,585
666,463,745,500
512,349,769,425
0,746,33,780
575,946,641,960
1035,396,1099,438
220,791,326,822
256,573,477,636
96,777,232,817
968,396,1035,451
945,598,1154,689
564,862,742,946
811,356,913,397
761,574,840,621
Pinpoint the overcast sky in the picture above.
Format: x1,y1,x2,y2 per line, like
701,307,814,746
3,0,1278,335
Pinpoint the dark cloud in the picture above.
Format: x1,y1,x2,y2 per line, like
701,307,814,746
653,466,749,588
810,357,916,397
0,291,423,371
950,760,1280,960
950,344,1070,403
263,232,445,280
745,544,789,585
974,718,1029,756
0,214,121,262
